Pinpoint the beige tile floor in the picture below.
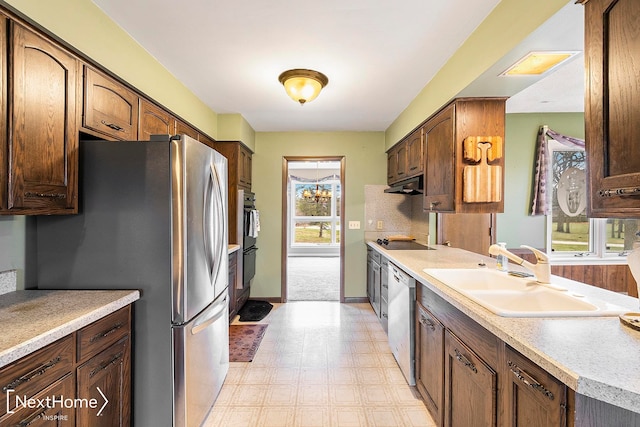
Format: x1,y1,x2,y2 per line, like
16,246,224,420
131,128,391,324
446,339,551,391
204,301,436,427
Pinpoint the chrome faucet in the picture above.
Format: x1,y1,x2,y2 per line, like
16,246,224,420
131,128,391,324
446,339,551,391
488,244,551,284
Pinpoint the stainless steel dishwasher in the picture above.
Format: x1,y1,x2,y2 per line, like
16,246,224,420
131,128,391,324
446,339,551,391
387,261,416,386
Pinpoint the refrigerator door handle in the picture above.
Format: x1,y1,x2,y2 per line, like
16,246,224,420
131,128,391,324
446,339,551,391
204,164,225,287
191,295,228,335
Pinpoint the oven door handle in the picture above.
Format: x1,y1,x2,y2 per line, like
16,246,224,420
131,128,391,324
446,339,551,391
243,247,259,255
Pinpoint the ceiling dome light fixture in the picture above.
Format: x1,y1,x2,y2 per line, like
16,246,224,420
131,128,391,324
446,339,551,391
278,69,329,105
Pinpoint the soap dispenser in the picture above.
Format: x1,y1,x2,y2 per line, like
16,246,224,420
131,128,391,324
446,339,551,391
496,242,508,272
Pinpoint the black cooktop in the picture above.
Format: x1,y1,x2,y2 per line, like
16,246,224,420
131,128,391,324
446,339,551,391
375,239,435,250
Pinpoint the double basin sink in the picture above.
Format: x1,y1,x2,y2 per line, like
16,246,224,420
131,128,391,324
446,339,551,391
423,268,628,317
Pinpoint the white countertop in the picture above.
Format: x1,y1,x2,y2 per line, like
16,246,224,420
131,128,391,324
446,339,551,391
0,290,140,368
367,241,640,413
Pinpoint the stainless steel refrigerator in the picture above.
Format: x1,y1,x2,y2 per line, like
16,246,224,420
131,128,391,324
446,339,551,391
35,135,229,427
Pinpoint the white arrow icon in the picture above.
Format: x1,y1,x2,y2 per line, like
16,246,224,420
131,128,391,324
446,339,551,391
96,387,109,416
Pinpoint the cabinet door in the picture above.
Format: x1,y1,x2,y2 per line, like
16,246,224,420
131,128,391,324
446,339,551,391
584,0,640,217
138,98,174,141
4,23,78,214
424,105,455,212
77,336,131,427
503,345,567,427
416,303,444,427
175,120,199,140
396,141,408,180
444,330,497,427
239,146,252,188
371,259,381,317
387,146,398,184
0,373,76,426
406,128,424,177
83,66,138,140
228,251,238,320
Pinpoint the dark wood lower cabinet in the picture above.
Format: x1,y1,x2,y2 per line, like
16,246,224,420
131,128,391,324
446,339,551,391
416,302,444,426
0,373,76,426
0,306,132,427
76,336,131,427
415,283,575,427
503,345,567,427
444,329,497,427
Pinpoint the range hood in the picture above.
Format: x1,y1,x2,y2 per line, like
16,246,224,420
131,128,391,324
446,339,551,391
384,176,423,195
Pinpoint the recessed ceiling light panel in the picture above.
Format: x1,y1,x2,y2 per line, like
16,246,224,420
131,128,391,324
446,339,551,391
501,51,579,76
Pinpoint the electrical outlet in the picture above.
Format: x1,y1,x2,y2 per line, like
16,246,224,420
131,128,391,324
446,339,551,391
376,220,383,230
348,221,361,230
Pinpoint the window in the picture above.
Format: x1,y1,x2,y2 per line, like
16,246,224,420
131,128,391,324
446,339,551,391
291,180,341,246
547,140,640,258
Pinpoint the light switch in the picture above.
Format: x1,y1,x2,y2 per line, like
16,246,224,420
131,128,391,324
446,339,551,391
348,221,361,230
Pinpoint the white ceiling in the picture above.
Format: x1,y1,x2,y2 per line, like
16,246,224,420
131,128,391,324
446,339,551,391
92,0,583,132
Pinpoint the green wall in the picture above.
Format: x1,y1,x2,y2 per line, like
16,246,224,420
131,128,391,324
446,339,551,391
251,132,386,299
498,113,585,248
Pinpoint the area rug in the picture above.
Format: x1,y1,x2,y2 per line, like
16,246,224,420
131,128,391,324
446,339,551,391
237,300,273,322
228,324,268,362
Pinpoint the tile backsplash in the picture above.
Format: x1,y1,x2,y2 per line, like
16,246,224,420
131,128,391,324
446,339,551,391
0,270,17,295
364,185,430,243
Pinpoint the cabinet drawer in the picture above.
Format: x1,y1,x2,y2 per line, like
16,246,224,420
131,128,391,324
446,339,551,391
0,372,76,426
83,66,139,140
371,251,381,264
77,307,130,364
0,335,74,417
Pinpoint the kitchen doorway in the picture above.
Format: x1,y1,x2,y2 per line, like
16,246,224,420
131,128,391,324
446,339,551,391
282,157,345,302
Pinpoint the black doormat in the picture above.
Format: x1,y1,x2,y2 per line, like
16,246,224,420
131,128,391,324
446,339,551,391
238,300,273,322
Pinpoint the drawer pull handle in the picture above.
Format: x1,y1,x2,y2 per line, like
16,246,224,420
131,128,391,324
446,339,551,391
18,408,48,427
381,313,388,319
508,360,554,401
101,120,125,132
2,356,62,393
429,201,440,211
24,192,66,199
90,351,124,378
90,323,123,343
419,315,435,331
598,187,640,198
454,349,477,373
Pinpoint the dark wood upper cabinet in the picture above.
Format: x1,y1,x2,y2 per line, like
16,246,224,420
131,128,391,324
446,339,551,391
138,98,174,141
386,130,420,185
1,21,79,215
406,128,424,176
424,105,456,212
83,66,139,141
582,0,640,217
175,119,199,141
423,98,506,214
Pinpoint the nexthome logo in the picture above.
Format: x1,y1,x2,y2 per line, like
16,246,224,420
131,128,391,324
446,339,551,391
6,387,109,419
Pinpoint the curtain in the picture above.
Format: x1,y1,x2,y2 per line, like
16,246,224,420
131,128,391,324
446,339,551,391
289,173,339,183
530,126,585,215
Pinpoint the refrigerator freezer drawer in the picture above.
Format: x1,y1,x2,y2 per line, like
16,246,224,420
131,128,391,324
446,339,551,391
173,290,229,427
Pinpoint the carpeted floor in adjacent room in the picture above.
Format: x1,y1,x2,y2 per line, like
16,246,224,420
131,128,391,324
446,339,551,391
287,256,340,301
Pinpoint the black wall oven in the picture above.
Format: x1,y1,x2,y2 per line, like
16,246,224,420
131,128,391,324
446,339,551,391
243,192,258,284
